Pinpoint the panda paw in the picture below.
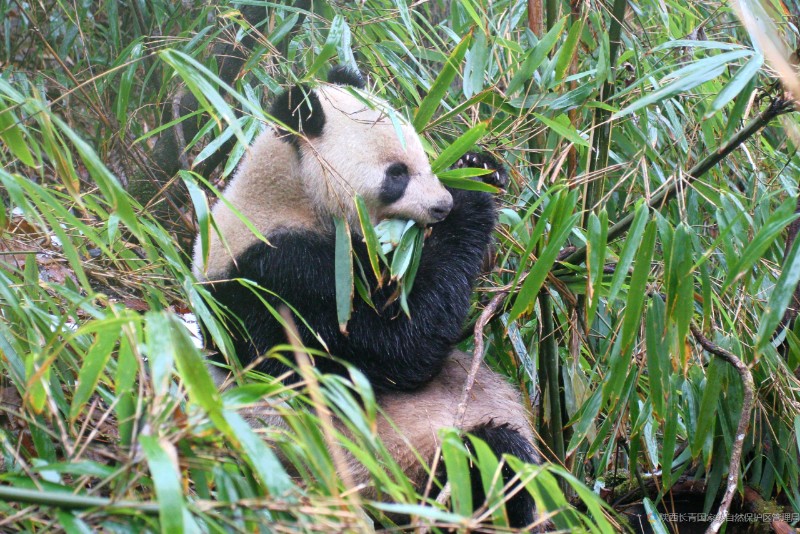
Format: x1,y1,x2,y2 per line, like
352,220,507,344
454,152,509,189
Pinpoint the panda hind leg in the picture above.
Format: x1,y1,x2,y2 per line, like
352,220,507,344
467,423,538,529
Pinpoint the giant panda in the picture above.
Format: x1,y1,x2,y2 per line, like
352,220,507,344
192,66,540,528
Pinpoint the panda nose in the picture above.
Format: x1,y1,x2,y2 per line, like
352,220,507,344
429,198,453,222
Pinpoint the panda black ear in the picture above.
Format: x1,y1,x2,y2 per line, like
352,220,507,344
270,85,325,138
328,66,365,89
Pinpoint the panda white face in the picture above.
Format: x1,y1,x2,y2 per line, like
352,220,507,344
294,84,453,227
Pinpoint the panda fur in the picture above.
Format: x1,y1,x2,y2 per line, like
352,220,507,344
193,66,539,528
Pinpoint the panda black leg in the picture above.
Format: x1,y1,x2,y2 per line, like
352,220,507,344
467,423,538,529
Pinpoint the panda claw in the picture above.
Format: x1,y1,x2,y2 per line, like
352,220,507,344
451,152,509,189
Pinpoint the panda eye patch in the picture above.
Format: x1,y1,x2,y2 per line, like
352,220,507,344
386,163,409,179
380,163,411,204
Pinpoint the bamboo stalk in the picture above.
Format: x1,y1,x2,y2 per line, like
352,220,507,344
538,290,565,468
0,485,160,514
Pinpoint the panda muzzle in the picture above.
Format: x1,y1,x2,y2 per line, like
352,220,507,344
428,198,453,223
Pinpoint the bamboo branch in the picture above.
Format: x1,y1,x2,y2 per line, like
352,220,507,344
0,485,160,514
564,97,794,267
454,292,508,430
689,324,754,534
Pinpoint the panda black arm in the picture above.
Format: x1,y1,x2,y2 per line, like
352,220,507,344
219,185,496,392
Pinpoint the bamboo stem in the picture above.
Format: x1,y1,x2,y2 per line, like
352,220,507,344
689,324,754,534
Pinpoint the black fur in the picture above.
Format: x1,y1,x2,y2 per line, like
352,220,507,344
270,85,325,139
209,185,496,392
328,65,366,88
379,163,411,204
468,424,538,528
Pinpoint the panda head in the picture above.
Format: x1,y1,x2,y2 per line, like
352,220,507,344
269,67,453,227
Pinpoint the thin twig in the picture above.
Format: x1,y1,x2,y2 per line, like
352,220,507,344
690,324,754,534
171,90,191,170
454,292,508,430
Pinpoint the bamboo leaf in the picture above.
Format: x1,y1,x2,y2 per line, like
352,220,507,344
692,357,725,457
413,33,472,132
307,15,348,77
606,203,649,303
506,17,567,94
442,429,472,517
0,98,36,167
334,216,354,333
757,226,800,349
533,113,590,147
554,19,584,85
586,209,608,322
615,50,753,117
431,121,489,173
706,52,763,117
355,195,383,283
138,435,189,534
508,192,580,322
70,323,120,421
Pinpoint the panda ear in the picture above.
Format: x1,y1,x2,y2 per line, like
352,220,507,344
328,66,365,89
270,85,325,138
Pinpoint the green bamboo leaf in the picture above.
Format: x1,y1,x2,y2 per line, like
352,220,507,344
413,33,472,132
506,17,567,94
508,194,580,322
116,328,138,447
57,511,93,534
431,121,489,173
441,429,472,518
615,50,753,117
138,434,189,534
553,19,584,85
705,52,763,117
390,224,422,280
164,311,294,495
70,324,120,421
0,99,36,167
722,197,797,294
463,31,488,98
466,435,506,526
606,203,649,303
645,297,670,419
180,171,210,268
586,209,608,322
145,312,176,398
436,167,492,179
661,377,679,489
457,0,483,27
643,497,670,534
692,357,725,457
49,115,142,241
757,226,800,349
566,389,602,455
355,195,383,283
532,113,590,147
667,224,695,355
114,41,143,126
619,220,657,358
334,216,354,333
437,175,498,193
399,226,425,317
307,15,348,77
